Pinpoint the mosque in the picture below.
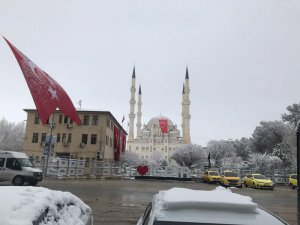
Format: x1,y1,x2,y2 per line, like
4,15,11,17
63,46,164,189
126,67,191,163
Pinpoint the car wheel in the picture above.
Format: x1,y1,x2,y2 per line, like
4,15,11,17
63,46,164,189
13,176,24,186
244,181,247,187
253,183,257,189
290,184,295,189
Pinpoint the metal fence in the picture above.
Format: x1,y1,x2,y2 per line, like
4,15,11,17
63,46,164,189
35,158,295,184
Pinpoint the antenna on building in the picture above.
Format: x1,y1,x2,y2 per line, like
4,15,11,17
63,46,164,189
78,100,82,110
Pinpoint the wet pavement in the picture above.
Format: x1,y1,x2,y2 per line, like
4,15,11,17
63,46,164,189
39,178,296,225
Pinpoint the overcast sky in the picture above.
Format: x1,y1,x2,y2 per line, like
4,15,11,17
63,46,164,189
0,0,299,146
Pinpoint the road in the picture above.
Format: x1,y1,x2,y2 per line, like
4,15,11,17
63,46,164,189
39,178,297,225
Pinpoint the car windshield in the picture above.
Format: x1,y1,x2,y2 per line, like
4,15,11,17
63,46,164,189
224,172,238,177
209,172,219,176
291,175,297,179
253,175,267,179
17,158,34,167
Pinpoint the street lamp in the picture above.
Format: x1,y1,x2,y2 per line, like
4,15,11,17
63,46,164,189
43,116,55,177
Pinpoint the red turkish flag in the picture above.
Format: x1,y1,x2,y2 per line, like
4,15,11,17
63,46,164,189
159,119,168,134
3,37,81,125
114,126,120,161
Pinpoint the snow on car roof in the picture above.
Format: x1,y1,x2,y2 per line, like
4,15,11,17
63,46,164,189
157,186,257,212
146,187,288,225
0,186,92,225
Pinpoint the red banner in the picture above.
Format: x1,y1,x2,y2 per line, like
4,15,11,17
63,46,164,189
120,132,126,153
114,126,120,161
159,119,168,134
3,37,81,125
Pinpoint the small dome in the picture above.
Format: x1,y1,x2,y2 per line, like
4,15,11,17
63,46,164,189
147,116,174,127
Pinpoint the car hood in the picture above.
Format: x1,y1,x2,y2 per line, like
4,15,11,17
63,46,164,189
23,167,42,173
224,177,240,180
0,186,92,225
255,179,272,183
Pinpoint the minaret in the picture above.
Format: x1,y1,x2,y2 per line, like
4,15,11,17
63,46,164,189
182,67,191,143
136,85,142,138
128,67,136,142
181,84,186,140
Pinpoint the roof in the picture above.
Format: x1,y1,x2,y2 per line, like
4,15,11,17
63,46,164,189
0,151,27,158
23,109,127,134
147,116,174,127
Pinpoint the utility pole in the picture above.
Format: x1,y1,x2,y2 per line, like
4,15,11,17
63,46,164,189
297,124,300,224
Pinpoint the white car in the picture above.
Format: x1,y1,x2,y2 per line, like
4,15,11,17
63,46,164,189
0,186,93,225
137,187,289,225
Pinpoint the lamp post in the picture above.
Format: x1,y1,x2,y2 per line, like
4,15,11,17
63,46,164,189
43,116,55,177
297,124,300,224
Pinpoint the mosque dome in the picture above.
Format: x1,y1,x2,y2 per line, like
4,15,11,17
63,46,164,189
146,115,174,128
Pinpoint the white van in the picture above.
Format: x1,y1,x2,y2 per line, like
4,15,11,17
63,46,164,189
0,151,43,186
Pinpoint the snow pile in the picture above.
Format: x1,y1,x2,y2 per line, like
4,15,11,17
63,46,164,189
148,187,257,224
0,186,92,225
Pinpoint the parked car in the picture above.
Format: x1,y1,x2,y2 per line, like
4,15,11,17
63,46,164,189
289,174,297,189
244,173,274,190
220,170,242,188
137,187,289,225
0,151,43,186
0,186,93,225
202,170,220,184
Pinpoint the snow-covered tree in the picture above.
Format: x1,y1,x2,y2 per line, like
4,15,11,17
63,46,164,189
206,140,237,167
171,144,206,169
282,103,300,127
248,153,282,171
249,121,287,154
148,151,164,165
272,125,296,169
120,151,141,166
0,118,25,152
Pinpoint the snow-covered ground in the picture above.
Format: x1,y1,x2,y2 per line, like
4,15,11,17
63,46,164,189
0,186,92,225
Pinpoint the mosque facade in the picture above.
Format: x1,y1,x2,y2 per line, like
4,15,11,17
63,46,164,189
126,67,191,163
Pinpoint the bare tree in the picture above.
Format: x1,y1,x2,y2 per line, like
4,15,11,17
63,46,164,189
171,144,206,169
0,118,25,152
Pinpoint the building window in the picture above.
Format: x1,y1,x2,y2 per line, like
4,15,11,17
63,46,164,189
106,117,110,127
64,116,69,124
109,137,112,147
34,114,40,124
91,134,97,144
68,133,72,143
41,133,46,142
59,114,63,124
62,133,67,143
136,146,139,150
32,133,39,143
92,115,98,126
83,115,89,126
57,133,61,143
154,148,156,151
106,136,109,145
110,121,113,130
142,147,145,150
146,147,149,150
82,134,88,144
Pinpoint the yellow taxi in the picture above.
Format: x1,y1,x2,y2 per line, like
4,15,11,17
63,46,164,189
202,170,220,184
243,173,274,190
220,170,242,188
289,174,297,189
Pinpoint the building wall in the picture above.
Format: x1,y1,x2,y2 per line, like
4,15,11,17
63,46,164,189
22,110,126,170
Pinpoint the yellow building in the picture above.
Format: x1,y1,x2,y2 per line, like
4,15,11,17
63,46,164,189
22,109,127,169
